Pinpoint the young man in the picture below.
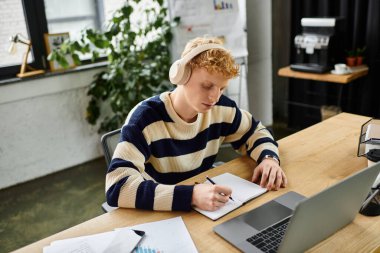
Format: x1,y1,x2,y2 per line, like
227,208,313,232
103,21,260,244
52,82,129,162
106,37,287,212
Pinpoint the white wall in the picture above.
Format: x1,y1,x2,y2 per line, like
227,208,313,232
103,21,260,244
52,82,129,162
246,0,273,125
0,68,105,189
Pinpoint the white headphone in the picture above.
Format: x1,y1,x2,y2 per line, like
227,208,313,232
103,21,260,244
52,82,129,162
169,43,225,85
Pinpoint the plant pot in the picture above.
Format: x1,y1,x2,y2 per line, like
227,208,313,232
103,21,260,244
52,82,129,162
356,56,364,66
346,57,356,67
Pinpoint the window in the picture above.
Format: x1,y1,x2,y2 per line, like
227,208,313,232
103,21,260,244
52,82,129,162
45,0,100,41
0,0,125,80
0,0,31,67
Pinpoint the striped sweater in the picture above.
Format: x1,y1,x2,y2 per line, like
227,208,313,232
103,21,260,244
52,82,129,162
105,91,279,211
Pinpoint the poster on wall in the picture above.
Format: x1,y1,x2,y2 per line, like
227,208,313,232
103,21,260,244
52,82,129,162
168,0,248,60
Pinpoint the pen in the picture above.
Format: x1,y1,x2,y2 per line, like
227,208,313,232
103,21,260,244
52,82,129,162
206,176,234,201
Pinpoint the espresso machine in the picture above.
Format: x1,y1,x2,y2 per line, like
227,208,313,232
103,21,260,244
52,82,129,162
290,17,344,73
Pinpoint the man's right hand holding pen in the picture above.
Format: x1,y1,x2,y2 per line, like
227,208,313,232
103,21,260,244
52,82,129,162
191,177,233,211
206,176,235,202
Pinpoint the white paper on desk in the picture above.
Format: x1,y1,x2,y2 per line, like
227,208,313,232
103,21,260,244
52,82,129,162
104,229,143,252
43,228,143,253
117,216,198,253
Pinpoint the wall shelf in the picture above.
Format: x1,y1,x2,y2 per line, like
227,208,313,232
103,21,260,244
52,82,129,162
278,65,368,84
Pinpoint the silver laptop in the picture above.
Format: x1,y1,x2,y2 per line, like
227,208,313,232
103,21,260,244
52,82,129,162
214,162,380,253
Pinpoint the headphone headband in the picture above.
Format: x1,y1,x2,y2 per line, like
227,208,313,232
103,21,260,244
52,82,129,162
169,43,225,85
181,43,225,65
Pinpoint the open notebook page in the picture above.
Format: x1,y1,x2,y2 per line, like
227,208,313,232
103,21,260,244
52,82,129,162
193,173,267,220
212,173,267,203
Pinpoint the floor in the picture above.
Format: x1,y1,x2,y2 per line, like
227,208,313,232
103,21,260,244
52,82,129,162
0,158,106,253
0,122,296,253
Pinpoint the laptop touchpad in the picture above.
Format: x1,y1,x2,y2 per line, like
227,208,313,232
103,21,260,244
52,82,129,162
240,201,293,231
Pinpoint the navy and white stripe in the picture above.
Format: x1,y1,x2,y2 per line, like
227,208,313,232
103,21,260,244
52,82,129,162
105,92,279,211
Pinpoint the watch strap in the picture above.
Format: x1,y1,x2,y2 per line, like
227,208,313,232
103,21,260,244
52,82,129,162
263,154,280,165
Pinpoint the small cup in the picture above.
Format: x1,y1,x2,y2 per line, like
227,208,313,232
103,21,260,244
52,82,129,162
334,63,349,74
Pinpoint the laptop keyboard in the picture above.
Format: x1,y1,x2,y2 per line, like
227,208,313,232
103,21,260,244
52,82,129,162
246,216,291,253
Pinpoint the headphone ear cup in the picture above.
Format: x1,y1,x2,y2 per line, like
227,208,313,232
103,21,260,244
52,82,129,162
178,65,191,85
169,59,184,85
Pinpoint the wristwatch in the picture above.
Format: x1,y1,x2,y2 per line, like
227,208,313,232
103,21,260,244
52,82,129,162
263,155,280,165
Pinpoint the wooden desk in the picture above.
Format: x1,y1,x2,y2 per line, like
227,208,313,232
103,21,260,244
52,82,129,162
13,113,380,253
278,65,369,84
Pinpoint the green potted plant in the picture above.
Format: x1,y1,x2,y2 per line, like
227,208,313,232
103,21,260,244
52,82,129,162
48,0,179,132
356,46,366,66
345,49,356,67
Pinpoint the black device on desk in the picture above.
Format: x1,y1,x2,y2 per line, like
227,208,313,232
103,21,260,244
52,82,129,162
290,17,345,73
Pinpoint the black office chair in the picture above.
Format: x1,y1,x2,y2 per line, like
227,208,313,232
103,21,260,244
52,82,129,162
100,128,121,212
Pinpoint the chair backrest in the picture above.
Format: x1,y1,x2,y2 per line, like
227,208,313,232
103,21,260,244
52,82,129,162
101,128,121,166
100,128,121,212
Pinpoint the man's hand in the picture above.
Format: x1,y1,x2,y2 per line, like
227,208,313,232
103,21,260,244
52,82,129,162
251,158,287,190
191,184,232,211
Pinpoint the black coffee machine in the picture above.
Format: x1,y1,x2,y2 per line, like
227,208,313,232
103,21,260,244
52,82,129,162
290,17,344,73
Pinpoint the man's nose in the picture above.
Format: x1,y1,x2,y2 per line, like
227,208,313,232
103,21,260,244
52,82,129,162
208,87,221,101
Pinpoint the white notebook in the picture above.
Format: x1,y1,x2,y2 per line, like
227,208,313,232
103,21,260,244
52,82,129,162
193,173,267,220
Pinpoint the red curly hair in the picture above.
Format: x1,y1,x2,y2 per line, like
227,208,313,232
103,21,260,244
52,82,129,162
181,37,240,79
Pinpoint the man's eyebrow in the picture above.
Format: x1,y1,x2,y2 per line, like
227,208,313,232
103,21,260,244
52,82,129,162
202,81,227,89
201,81,215,86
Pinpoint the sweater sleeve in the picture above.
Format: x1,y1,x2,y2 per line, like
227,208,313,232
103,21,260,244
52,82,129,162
224,107,279,164
105,124,194,211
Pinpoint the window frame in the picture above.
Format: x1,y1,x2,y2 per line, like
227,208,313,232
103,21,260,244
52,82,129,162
0,0,107,81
